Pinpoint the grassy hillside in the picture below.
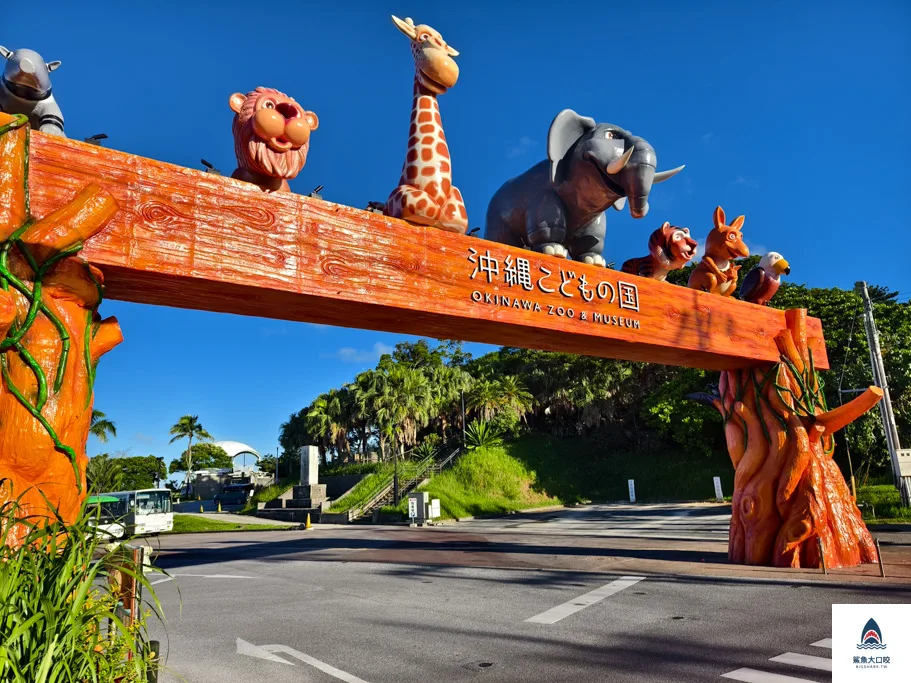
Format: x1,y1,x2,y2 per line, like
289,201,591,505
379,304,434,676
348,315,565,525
389,444,560,519
502,432,735,504
327,461,426,514
381,431,735,520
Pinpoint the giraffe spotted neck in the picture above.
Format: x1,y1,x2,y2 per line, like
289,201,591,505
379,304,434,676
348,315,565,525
396,77,453,203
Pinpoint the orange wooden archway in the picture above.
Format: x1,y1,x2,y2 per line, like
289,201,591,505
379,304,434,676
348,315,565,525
0,113,881,568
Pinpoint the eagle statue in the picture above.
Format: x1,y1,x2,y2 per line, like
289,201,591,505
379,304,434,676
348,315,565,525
740,252,790,306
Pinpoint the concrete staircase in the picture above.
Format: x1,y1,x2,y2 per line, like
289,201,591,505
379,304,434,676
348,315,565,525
347,444,462,522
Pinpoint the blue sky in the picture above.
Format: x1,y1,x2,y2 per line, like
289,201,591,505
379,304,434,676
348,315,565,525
5,1,909,476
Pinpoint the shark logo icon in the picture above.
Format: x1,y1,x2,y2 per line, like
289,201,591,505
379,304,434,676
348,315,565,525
857,618,887,650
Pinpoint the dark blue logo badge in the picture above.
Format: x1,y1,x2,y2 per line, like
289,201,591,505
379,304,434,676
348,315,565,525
857,618,887,650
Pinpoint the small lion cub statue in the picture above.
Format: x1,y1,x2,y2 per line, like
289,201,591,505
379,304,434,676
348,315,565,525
229,86,319,193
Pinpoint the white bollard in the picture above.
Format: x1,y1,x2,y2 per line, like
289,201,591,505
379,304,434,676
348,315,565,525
628,479,636,503
713,476,724,502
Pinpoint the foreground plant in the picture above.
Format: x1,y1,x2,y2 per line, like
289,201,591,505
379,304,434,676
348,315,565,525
0,487,164,682
465,420,502,450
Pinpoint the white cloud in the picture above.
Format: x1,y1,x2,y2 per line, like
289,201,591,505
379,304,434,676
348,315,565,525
701,132,714,144
730,175,759,189
746,240,769,256
322,342,394,364
507,136,537,159
133,432,156,445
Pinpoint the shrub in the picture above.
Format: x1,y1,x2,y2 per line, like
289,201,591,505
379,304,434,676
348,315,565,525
465,420,502,450
0,485,164,682
489,411,523,440
414,440,439,460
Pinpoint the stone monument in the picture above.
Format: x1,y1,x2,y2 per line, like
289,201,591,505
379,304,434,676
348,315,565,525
293,445,327,509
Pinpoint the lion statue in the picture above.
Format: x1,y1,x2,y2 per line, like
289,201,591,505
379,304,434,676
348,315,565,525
229,86,319,193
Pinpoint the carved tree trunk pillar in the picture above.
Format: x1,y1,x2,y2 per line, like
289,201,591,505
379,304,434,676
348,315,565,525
0,113,122,535
715,309,881,569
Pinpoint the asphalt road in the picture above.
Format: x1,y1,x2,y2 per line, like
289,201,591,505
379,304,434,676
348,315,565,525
144,504,911,683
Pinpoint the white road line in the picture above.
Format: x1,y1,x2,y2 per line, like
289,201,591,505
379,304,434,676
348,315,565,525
524,576,645,624
769,652,832,671
149,573,257,586
810,638,832,649
265,645,372,682
721,668,815,682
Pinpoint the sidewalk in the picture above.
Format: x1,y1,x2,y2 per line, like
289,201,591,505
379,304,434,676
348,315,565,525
177,511,297,527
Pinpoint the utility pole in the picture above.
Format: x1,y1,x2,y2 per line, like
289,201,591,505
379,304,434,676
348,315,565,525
855,281,911,506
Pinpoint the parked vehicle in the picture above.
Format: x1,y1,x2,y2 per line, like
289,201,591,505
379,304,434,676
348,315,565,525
213,483,255,506
84,494,127,540
89,488,174,536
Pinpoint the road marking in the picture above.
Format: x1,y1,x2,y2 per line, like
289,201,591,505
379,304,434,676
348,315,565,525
810,638,831,649
721,668,815,682
524,576,645,624
265,645,372,682
150,573,257,586
769,652,832,671
236,638,293,665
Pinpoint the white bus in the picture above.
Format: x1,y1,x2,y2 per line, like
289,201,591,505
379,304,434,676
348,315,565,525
87,488,174,537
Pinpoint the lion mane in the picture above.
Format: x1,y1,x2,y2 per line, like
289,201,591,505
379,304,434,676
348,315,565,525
233,87,308,180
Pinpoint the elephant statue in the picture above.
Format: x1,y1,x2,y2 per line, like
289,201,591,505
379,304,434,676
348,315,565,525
484,109,684,266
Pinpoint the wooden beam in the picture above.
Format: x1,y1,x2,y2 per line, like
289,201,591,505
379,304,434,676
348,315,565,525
21,124,828,371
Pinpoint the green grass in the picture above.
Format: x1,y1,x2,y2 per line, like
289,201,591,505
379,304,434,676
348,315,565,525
377,431,736,521
168,514,291,533
857,484,911,525
239,477,298,515
501,432,734,504
327,461,427,514
383,444,561,520
321,461,384,477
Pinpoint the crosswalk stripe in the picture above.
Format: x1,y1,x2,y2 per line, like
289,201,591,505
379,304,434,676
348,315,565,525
810,638,831,649
769,653,831,671
721,668,816,682
524,576,644,624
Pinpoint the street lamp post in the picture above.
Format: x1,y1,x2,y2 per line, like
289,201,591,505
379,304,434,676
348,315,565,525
393,448,400,506
461,389,466,447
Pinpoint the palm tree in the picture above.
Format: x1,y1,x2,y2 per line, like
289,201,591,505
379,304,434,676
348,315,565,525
374,365,433,457
89,409,117,443
306,392,339,465
349,370,380,459
497,375,534,423
86,454,123,493
466,379,503,421
427,365,473,441
168,415,213,490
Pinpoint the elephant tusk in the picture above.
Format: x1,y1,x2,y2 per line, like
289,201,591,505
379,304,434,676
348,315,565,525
606,145,635,174
653,164,685,183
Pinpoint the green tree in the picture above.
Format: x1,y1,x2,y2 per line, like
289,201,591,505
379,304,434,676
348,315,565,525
89,409,117,443
373,364,433,458
119,456,167,490
168,443,232,474
168,415,213,486
85,454,123,493
306,388,352,464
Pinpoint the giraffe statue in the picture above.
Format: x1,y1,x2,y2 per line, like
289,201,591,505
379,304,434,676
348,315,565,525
384,15,468,234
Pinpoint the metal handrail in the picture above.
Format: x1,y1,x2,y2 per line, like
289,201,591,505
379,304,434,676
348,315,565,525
347,439,463,520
